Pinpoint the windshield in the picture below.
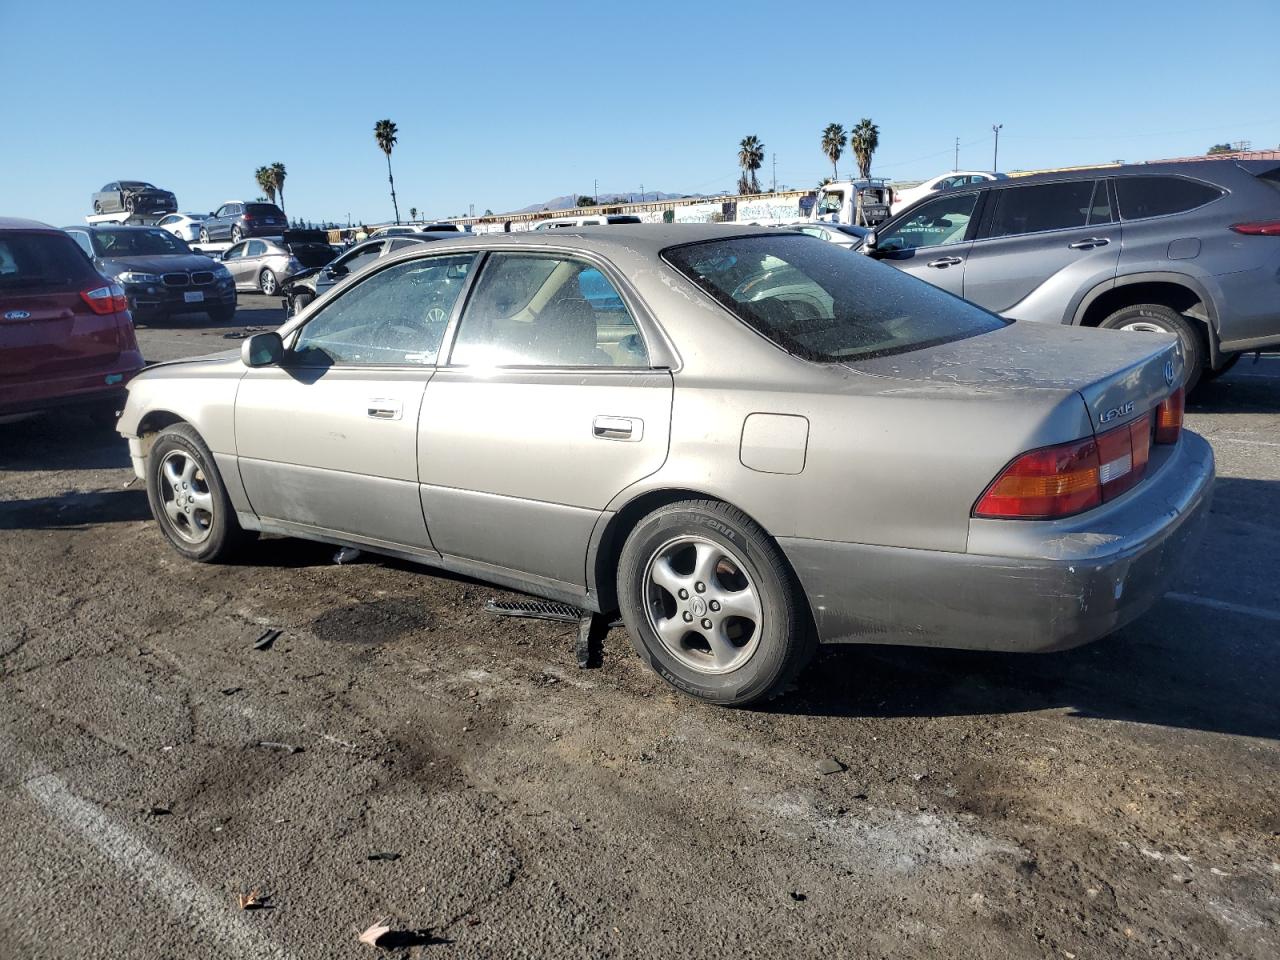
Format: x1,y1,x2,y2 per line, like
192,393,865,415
663,234,1008,362
120,181,156,191
91,228,190,257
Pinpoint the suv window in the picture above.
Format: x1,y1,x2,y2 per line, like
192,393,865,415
293,254,476,366
0,231,98,291
876,191,980,251
986,180,1095,238
450,254,649,367
1115,176,1224,220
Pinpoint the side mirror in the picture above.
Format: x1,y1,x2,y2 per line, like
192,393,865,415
326,263,348,278
242,332,283,367
861,230,878,255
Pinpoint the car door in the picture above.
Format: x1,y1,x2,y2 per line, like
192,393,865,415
869,190,982,296
961,178,1121,321
238,239,267,290
235,251,479,551
206,205,226,239
220,241,248,285
102,183,120,212
419,251,673,591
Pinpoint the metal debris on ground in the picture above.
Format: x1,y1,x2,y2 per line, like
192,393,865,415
252,628,282,650
366,851,401,861
816,757,846,775
255,741,302,755
358,918,393,947
237,888,267,910
334,546,362,564
145,805,171,817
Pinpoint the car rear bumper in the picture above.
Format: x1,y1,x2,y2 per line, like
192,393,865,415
779,431,1215,652
0,352,144,416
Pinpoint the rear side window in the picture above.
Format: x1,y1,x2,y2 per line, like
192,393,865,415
986,180,1096,238
0,232,98,292
1115,176,1223,220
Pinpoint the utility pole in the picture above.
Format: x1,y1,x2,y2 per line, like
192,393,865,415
954,137,959,171
639,184,644,203
772,152,777,192
593,178,598,205
992,124,1003,172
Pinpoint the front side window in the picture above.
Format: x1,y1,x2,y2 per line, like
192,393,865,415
663,234,1006,363
450,254,649,368
222,242,245,261
877,191,979,251
986,180,1096,238
292,254,476,366
1115,175,1224,220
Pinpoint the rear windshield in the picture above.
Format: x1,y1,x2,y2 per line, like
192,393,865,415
91,228,190,257
0,231,98,291
246,203,285,217
663,234,1007,362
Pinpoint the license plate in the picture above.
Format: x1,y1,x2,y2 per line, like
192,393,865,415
184,291,204,303
263,219,276,224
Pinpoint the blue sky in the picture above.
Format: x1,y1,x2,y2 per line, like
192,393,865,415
2,0,1276,227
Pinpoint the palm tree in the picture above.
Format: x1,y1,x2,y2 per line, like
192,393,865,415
374,119,401,223
737,135,764,195
269,162,287,218
409,206,418,222
254,166,276,205
821,123,845,180
850,118,880,179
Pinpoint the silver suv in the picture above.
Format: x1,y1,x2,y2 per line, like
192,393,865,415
862,160,1280,387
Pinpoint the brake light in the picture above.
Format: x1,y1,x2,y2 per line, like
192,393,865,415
1155,387,1184,444
80,283,128,315
1230,220,1280,236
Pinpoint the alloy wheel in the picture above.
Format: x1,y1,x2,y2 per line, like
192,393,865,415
158,450,214,544
643,535,763,674
1119,321,1169,334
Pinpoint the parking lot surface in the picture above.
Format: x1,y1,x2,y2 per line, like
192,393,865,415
2,296,1277,959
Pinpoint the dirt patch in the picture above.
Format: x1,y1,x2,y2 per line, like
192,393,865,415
310,598,433,645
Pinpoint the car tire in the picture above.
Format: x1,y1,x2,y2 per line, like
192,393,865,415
145,423,254,563
92,200,102,214
290,292,313,316
124,194,136,213
1099,303,1205,391
258,269,278,296
616,499,815,706
199,227,210,244
1201,351,1241,382
231,226,243,242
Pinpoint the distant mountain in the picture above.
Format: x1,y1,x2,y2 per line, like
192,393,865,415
513,190,716,213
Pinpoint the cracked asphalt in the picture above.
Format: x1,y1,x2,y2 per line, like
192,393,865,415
1,296,1277,959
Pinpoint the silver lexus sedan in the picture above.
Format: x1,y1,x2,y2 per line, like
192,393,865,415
117,225,1213,706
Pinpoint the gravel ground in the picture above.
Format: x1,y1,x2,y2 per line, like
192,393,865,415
2,296,1277,959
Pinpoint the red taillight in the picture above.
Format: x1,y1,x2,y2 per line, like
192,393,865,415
975,415,1156,519
1230,220,1280,236
1155,387,1184,444
81,283,128,315
242,214,254,221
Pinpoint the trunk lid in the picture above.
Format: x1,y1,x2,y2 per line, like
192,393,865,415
848,320,1181,436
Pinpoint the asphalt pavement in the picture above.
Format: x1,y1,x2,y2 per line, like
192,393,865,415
1,295,1277,959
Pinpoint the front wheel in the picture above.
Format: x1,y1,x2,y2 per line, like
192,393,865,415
145,423,254,562
617,500,814,706
289,291,313,316
1099,303,1205,391
199,227,210,244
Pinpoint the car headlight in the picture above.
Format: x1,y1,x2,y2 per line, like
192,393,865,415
117,272,161,284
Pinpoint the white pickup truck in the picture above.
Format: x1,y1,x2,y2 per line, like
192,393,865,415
808,178,894,227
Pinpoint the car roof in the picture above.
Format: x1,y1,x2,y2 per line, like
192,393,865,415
62,223,168,233
0,217,61,232
405,223,785,258
977,159,1258,189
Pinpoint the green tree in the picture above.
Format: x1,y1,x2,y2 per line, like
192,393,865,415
737,135,764,195
1206,142,1233,155
850,118,880,179
409,206,418,222
577,195,594,207
821,123,846,180
374,119,401,223
254,166,276,205
269,162,287,218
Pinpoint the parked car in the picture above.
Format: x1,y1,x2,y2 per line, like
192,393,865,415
372,223,462,237
809,179,893,226
64,224,236,323
1,218,144,419
784,221,869,249
199,202,288,243
890,171,1006,215
282,234,448,314
218,232,337,296
533,215,643,230
91,181,178,217
118,226,1210,706
156,213,206,243
861,159,1280,387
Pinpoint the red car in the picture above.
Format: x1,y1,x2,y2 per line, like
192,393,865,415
0,217,144,420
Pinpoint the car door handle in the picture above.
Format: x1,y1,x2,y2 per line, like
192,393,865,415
593,416,642,442
926,256,963,268
367,398,402,420
1068,237,1111,249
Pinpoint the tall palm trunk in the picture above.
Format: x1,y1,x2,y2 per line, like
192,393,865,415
385,153,400,224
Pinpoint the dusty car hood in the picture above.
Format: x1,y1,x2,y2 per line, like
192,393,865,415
847,320,1181,434
101,253,220,274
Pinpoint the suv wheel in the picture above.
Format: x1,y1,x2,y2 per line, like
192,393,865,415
199,227,210,244
146,424,255,562
617,500,814,706
1099,303,1205,391
258,268,278,296
231,226,243,242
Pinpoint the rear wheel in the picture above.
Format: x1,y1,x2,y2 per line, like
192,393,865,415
258,268,278,296
231,225,243,242
145,423,254,562
617,500,814,706
1099,303,1205,391
124,194,137,213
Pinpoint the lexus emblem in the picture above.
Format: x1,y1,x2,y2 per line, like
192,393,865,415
3,310,30,321
1163,359,1176,387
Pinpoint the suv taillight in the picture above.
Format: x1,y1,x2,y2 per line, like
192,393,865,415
1229,220,1280,236
974,416,1154,520
81,283,128,315
1155,387,1184,444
